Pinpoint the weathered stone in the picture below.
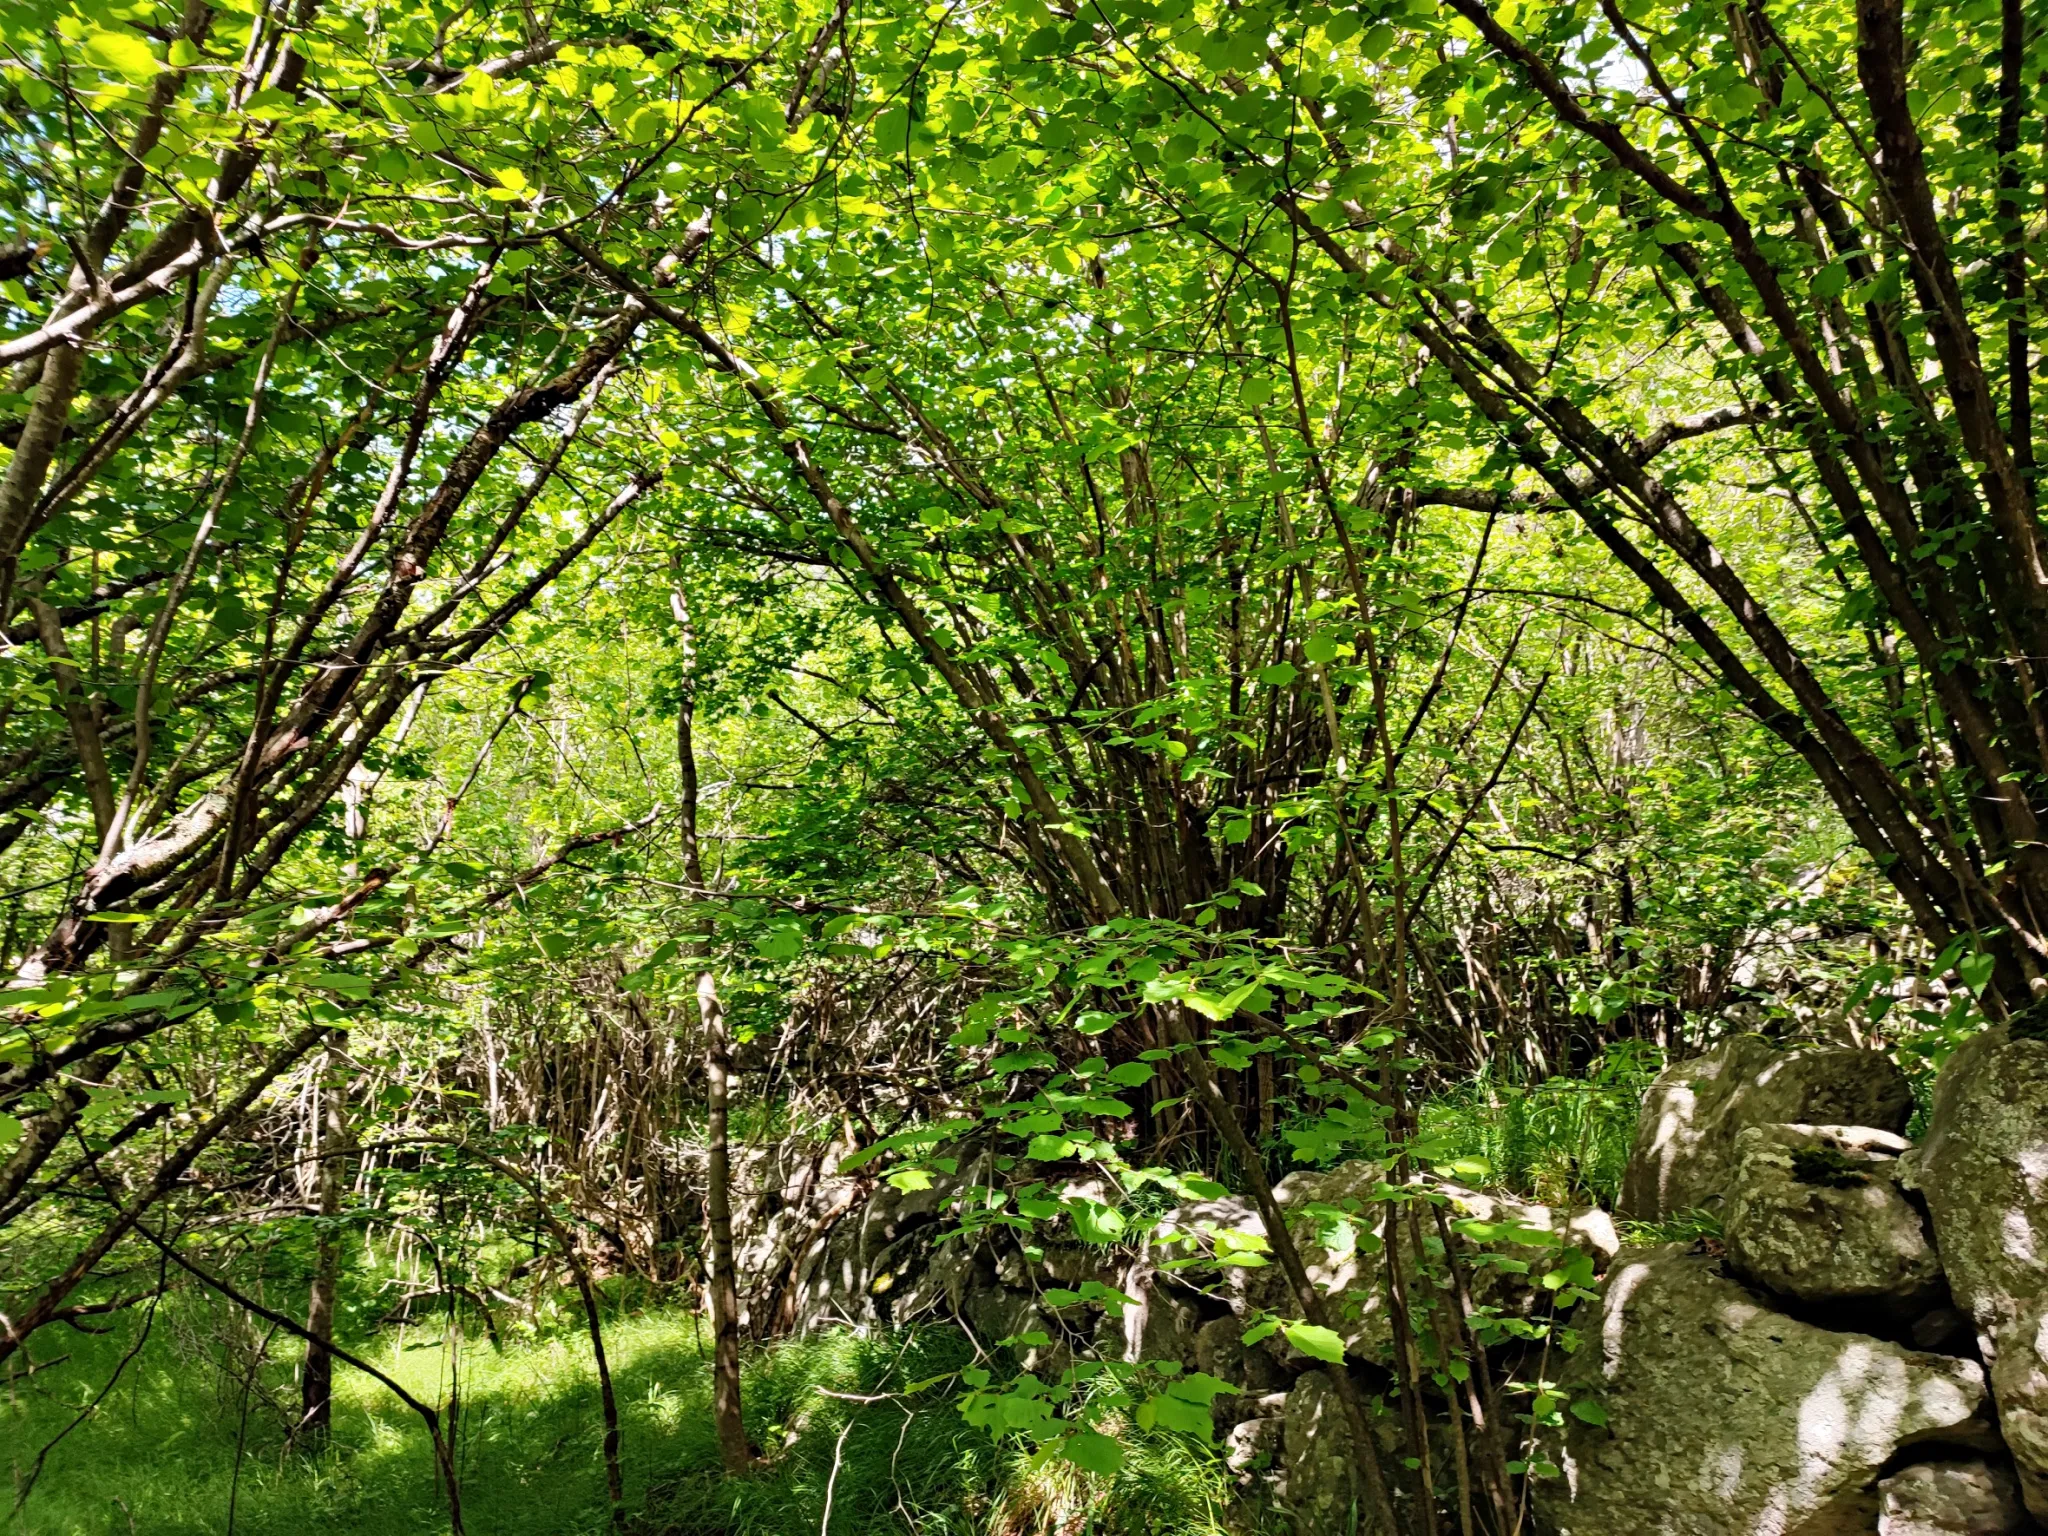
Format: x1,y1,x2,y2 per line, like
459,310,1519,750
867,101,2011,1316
1620,1037,1913,1220
1281,1370,1367,1534
1097,1265,1202,1368
1224,1411,1285,1475
1723,1123,1944,1316
1903,1025,2048,1519
1877,1459,2029,1536
1538,1245,1996,1536
1988,1296,2048,1521
1272,1160,1386,1210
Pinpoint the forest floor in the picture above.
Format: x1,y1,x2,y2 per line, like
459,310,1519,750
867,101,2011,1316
2,1305,1242,1536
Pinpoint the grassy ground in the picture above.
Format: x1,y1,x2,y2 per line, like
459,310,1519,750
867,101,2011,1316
2,1297,1243,1536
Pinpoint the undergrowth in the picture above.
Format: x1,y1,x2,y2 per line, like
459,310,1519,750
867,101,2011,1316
2,1295,1246,1536
1408,1044,1662,1208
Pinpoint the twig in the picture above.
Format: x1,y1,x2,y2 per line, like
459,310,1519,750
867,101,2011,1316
820,1416,856,1536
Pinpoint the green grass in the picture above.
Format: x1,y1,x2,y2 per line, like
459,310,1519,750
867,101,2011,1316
2,1295,1247,1536
1413,1045,1661,1208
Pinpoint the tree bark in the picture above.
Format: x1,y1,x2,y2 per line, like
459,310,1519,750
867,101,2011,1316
674,580,751,1475
300,1029,350,1446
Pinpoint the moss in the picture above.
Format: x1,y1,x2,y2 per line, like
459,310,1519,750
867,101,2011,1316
1789,1146,1869,1188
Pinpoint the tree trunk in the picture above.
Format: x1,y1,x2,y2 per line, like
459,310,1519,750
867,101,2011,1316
674,580,750,1475
300,1029,350,1446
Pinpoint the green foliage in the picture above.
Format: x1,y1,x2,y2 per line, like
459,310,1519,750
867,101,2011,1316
6,0,2041,1522
1414,1047,1663,1208
1,1302,1247,1536
1617,1208,1724,1247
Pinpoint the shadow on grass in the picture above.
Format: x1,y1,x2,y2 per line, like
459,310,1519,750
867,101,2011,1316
4,1305,1246,1536
5,1299,720,1536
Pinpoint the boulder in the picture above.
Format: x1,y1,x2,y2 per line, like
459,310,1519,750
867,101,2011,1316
1620,1037,1913,1220
1723,1124,1944,1317
1538,1245,1996,1536
1877,1459,2029,1536
1902,1025,2048,1518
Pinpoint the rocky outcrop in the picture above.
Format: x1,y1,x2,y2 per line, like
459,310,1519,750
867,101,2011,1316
1877,1459,2029,1535
1899,1025,2048,1520
1723,1123,1944,1318
749,1029,2042,1536
1621,1037,1914,1220
1537,1245,1996,1536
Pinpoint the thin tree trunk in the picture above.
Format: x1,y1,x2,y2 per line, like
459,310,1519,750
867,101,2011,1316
674,580,751,1475
300,1028,350,1446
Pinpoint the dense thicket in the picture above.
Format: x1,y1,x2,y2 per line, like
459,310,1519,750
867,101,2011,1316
0,0,2034,1526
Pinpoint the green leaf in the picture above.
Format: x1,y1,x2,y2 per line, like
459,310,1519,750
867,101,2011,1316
1165,1371,1236,1404
1068,1199,1127,1243
753,928,803,961
1957,950,1994,991
1257,661,1298,687
1145,1391,1213,1437
1104,1060,1155,1087
82,29,159,81
1281,1321,1346,1363
1187,981,1261,1022
1569,1398,1608,1426
1062,1429,1124,1476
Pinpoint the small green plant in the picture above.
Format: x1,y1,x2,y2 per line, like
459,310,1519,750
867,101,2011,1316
1617,1207,1722,1245
1409,1044,1663,1208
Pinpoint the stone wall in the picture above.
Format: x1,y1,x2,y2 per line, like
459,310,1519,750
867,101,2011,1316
723,1025,2048,1535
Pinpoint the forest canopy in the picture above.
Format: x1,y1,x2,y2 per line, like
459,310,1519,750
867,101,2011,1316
0,0,2041,1527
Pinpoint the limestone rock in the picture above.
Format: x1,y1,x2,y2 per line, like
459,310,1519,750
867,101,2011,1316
1877,1459,2029,1535
1272,1160,1386,1209
1905,1025,2048,1344
1903,1025,2048,1518
1723,1123,1944,1316
1988,1296,2048,1521
1620,1037,1913,1220
1097,1266,1201,1368
1281,1370,1364,1534
1538,1245,1996,1536
1223,1411,1285,1475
